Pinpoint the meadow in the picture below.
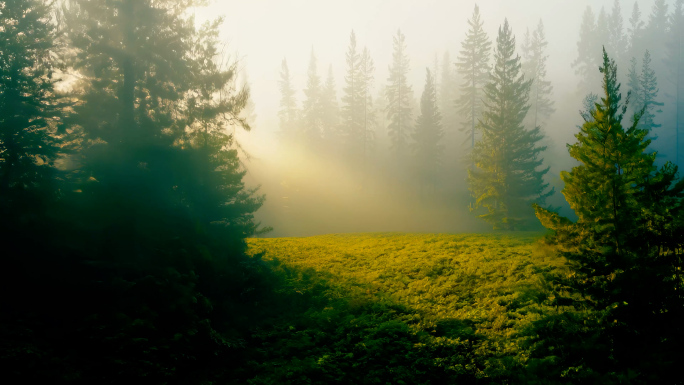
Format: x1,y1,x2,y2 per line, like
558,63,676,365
243,232,592,384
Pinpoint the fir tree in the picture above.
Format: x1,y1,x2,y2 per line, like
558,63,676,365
627,56,643,118
341,31,364,160
468,19,552,230
535,49,684,380
320,64,339,147
666,0,684,166
385,29,413,162
0,0,65,217
607,0,626,63
627,2,645,60
439,51,458,137
302,48,324,148
573,6,601,95
456,5,491,149
522,20,555,129
412,69,443,191
360,47,376,167
278,58,299,142
638,50,663,138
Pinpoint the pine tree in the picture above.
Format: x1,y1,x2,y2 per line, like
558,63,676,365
535,49,684,380
341,30,364,160
573,6,601,95
627,56,643,118
439,51,458,137
666,0,684,167
638,50,663,138
644,0,669,77
360,47,376,167
385,29,413,162
302,48,324,148
607,0,626,64
456,5,491,149
627,2,645,59
320,64,339,148
278,58,299,142
468,19,552,230
0,0,64,217
522,20,555,129
412,69,443,191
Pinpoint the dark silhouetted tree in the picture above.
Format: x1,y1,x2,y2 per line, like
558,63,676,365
278,58,299,142
412,69,443,192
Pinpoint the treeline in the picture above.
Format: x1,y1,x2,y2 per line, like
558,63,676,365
276,6,557,230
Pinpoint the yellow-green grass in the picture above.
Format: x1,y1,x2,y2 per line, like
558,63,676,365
248,232,568,340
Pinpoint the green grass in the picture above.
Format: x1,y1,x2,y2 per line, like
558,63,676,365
243,232,582,384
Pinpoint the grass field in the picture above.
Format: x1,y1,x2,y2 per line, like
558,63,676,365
243,232,584,384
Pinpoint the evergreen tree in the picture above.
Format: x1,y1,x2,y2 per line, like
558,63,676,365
439,51,458,137
302,49,324,148
644,0,669,78
278,58,299,142
341,30,364,160
456,5,491,149
360,47,376,167
468,19,552,230
412,69,443,191
385,29,413,162
627,2,645,60
638,50,664,138
573,6,601,95
320,64,339,148
535,49,684,381
522,20,555,129
627,56,643,118
666,0,684,166
607,0,626,64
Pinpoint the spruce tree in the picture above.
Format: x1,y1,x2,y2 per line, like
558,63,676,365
627,56,643,118
607,0,626,64
302,49,324,148
360,47,376,167
468,19,552,230
0,0,65,217
627,2,645,60
638,50,664,138
385,29,413,162
666,0,684,166
439,51,458,136
412,69,443,191
573,6,601,95
320,64,339,148
535,49,684,380
456,5,491,149
278,58,299,142
522,20,555,129
341,31,364,160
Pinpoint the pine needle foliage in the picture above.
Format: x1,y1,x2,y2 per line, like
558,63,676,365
469,19,552,230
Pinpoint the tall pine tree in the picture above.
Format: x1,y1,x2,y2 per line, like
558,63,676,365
456,5,491,150
278,58,299,142
412,69,443,192
469,19,552,230
302,49,324,148
385,29,413,163
522,19,555,129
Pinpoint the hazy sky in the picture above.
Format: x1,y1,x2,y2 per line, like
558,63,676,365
194,0,650,147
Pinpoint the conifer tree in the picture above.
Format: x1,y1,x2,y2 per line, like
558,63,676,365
638,50,663,138
320,64,339,146
341,31,364,160
666,0,684,166
439,51,458,137
302,49,324,147
573,6,601,95
644,0,669,77
627,2,645,59
469,19,552,230
278,58,299,142
535,50,684,380
627,56,643,118
0,0,64,216
360,47,376,165
385,29,413,162
522,20,555,129
412,69,443,191
456,5,491,149
607,0,626,63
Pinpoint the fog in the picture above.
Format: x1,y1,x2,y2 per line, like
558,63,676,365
191,0,679,236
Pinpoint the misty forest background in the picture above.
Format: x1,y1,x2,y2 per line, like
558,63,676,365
1,0,683,384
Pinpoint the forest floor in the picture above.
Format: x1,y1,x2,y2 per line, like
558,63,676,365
243,232,579,384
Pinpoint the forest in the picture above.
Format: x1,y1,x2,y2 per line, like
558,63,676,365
0,0,682,384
